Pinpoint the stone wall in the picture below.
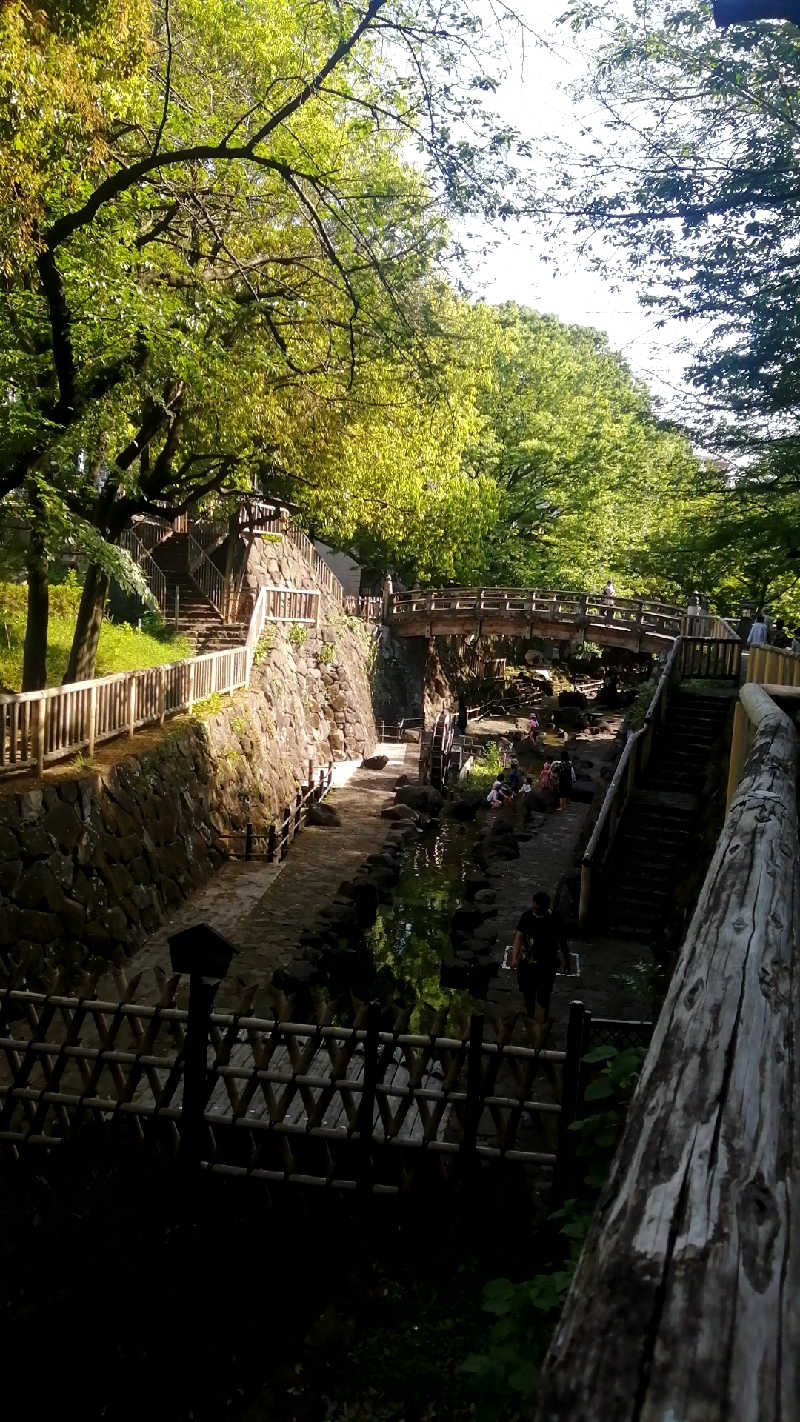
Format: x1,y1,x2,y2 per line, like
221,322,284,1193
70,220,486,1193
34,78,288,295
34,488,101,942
0,610,378,977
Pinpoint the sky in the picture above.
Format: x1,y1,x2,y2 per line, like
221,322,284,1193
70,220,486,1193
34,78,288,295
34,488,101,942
462,1,704,414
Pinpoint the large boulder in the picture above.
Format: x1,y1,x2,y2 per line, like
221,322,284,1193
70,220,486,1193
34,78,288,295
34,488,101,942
362,754,389,770
558,690,588,709
395,784,443,813
307,802,342,827
380,803,419,822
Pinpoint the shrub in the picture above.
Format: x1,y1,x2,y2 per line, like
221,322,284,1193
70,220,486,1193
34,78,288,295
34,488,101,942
287,622,308,648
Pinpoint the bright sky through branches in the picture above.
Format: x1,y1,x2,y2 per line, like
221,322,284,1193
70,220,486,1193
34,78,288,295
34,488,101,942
462,0,707,414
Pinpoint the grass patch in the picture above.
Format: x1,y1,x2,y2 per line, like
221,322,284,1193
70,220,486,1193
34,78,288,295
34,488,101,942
0,578,192,690
462,740,506,793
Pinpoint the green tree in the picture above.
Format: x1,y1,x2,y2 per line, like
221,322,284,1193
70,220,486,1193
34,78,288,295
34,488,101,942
534,1,800,600
1,0,524,681
462,302,704,593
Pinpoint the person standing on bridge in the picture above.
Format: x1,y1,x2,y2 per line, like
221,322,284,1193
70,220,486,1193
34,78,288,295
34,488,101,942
511,891,570,1025
747,613,768,647
601,579,615,612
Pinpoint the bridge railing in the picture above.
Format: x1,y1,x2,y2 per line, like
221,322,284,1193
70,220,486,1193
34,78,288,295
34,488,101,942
389,588,683,637
579,636,683,926
743,642,800,690
538,681,799,1419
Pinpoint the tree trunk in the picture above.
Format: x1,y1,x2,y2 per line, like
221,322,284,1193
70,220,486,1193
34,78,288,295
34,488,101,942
63,563,110,684
21,517,49,691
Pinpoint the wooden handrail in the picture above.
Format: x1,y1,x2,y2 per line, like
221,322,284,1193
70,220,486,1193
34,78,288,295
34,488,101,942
579,637,682,925
538,682,799,1419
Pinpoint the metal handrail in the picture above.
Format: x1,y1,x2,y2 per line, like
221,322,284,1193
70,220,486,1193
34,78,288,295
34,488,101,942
186,533,226,618
119,527,167,612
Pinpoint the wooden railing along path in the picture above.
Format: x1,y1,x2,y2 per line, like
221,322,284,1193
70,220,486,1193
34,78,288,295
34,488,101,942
215,761,335,864
579,636,683,925
537,679,799,1421
0,646,251,776
0,581,323,778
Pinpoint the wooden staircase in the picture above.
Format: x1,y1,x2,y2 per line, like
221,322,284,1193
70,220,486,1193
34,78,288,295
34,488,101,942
600,690,733,941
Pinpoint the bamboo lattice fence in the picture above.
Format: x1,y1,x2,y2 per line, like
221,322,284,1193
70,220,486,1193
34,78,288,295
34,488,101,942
0,971,570,1193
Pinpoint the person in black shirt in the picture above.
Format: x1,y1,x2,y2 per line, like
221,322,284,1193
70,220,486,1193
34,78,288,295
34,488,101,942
510,890,569,1021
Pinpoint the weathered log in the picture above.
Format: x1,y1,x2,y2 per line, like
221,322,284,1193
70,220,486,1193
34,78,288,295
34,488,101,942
536,684,800,1422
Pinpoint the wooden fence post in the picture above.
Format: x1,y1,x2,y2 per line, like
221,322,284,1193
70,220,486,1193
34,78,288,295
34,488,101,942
35,694,46,776
128,674,136,738
182,969,216,1168
579,861,592,927
358,1002,381,1194
244,822,253,861
159,666,166,726
553,1000,589,1202
280,805,290,859
169,924,235,1171
187,661,195,712
294,787,302,837
267,822,277,862
88,683,97,758
462,1013,485,1180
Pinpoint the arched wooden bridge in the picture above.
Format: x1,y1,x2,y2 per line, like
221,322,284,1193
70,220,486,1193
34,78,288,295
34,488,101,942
387,587,693,654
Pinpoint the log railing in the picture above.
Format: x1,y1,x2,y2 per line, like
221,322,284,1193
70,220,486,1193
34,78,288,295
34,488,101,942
579,636,683,925
255,586,320,625
538,681,799,1420
342,594,382,622
679,635,742,680
0,573,324,775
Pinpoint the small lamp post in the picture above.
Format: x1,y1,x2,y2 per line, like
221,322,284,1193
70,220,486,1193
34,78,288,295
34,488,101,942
168,923,236,1168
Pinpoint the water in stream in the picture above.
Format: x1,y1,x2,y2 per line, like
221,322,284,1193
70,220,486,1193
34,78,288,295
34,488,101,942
363,819,483,1032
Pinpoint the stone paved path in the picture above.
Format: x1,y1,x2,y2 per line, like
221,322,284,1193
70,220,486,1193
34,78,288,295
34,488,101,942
124,743,416,1004
480,728,654,1046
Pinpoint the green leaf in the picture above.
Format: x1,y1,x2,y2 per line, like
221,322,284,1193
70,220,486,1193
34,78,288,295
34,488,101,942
581,1044,618,1063
584,1076,615,1101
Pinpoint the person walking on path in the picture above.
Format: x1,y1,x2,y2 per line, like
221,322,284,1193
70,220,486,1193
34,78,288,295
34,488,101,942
511,890,570,1027
556,750,574,812
747,613,768,647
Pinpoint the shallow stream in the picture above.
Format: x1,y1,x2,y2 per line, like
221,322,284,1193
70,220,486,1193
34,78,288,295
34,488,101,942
363,818,483,1031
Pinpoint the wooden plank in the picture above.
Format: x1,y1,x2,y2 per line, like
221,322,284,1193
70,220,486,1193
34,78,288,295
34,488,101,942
536,683,800,1422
